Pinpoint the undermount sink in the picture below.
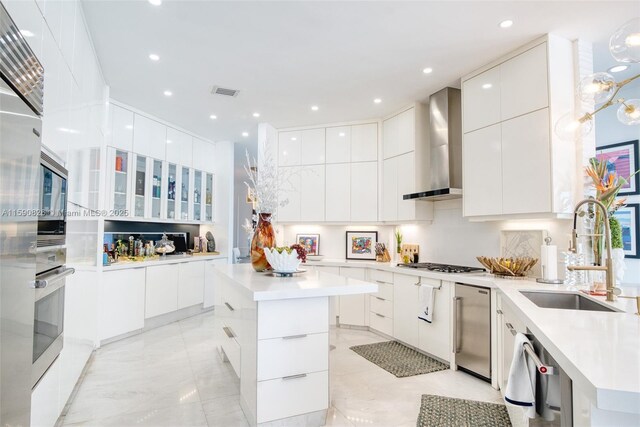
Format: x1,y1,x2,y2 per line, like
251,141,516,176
520,291,618,313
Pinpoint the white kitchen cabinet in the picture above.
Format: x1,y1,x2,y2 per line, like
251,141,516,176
192,138,216,173
278,131,301,166
338,267,367,327
418,280,450,361
131,153,149,218
351,123,377,162
30,356,60,427
462,124,502,217
462,36,576,219
462,66,501,133
326,126,351,163
300,128,326,165
99,268,145,341
497,296,527,392
277,166,301,222
501,109,551,214
325,163,350,221
500,43,549,122
300,165,325,222
204,258,228,308
396,152,416,221
393,273,420,348
166,128,193,167
178,261,205,309
109,104,134,151
383,107,415,159
107,147,131,215
145,264,179,318
351,161,377,222
133,114,166,160
382,157,398,221
368,269,394,336
314,266,340,325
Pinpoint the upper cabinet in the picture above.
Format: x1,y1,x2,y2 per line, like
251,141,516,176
278,131,301,166
326,126,351,164
351,123,378,162
166,128,193,168
462,35,577,220
109,105,134,151
132,115,166,160
193,138,216,173
300,129,326,165
381,104,433,223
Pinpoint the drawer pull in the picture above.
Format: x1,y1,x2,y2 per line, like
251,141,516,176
496,309,503,315
375,313,385,318
222,326,235,338
375,296,385,301
282,373,307,381
282,334,307,340
375,280,389,284
224,302,235,311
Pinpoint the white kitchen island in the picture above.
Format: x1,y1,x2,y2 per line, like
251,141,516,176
213,264,377,426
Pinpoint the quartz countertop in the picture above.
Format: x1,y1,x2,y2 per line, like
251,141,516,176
103,253,227,271
214,264,378,302
306,258,640,413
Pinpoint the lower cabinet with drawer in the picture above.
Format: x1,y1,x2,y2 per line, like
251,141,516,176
368,269,394,336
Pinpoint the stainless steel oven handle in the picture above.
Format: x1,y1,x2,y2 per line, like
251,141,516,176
453,297,462,354
34,267,75,288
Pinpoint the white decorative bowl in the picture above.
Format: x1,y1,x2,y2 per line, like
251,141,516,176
264,248,301,273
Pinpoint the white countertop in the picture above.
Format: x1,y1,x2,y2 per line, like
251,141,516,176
307,259,640,413
103,253,227,271
214,264,378,302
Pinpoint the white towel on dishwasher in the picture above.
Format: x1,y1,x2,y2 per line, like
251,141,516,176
505,332,537,418
417,284,435,323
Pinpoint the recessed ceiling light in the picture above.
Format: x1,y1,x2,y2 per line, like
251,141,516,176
291,137,297,141
148,0,162,5
311,105,319,111
252,112,260,118
149,53,160,61
339,132,346,137
163,90,172,96
242,132,249,137
20,30,34,38
209,114,217,119
166,139,172,144
608,65,628,73
499,20,513,28
373,98,382,104
422,67,433,74
482,83,493,89
125,125,133,130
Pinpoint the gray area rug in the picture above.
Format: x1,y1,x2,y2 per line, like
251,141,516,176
417,394,512,427
349,341,448,378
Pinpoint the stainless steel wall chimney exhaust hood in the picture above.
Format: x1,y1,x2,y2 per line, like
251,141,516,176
403,87,462,201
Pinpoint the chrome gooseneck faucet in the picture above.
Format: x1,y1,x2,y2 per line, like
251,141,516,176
567,199,618,302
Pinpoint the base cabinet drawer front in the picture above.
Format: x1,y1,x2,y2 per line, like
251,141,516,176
369,312,393,336
258,297,328,340
369,295,393,318
373,282,393,301
221,332,241,377
100,268,146,340
256,371,329,424
257,333,329,381
178,261,205,309
369,269,393,284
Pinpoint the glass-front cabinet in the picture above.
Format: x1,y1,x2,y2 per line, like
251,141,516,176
205,173,213,222
151,160,162,218
133,155,147,217
193,170,202,221
180,166,190,220
112,149,130,212
167,163,177,219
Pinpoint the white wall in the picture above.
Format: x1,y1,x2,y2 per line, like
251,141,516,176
3,1,107,426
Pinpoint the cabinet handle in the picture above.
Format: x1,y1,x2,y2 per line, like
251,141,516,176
375,280,388,284
505,323,517,336
282,373,307,381
414,280,422,287
375,313,385,318
282,334,307,340
224,302,235,311
496,309,503,315
222,326,235,338
375,296,385,301
453,297,462,354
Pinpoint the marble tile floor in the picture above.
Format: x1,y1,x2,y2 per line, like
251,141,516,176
60,311,502,427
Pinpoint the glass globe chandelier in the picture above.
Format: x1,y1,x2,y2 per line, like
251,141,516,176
556,17,640,140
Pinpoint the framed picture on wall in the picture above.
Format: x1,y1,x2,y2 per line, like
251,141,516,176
596,140,639,196
345,231,378,260
296,234,320,256
613,204,639,259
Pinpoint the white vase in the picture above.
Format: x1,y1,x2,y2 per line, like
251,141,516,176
612,248,626,285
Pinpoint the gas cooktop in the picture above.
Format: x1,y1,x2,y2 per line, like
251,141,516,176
398,262,485,274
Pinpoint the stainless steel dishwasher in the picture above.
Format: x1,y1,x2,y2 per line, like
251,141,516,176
453,283,491,382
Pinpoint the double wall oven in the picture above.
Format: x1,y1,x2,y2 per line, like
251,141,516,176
32,151,74,387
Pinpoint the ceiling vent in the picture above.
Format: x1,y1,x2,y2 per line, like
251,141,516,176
211,86,240,97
